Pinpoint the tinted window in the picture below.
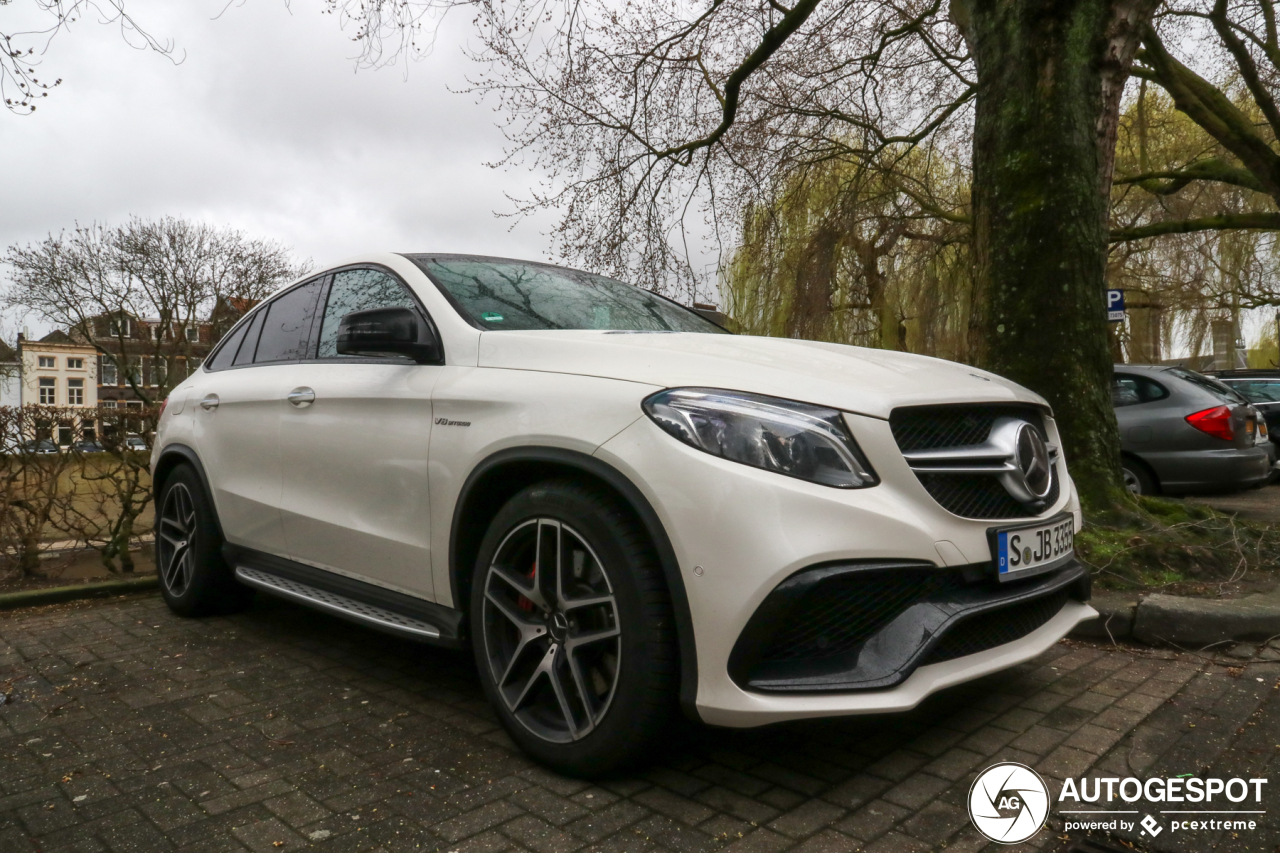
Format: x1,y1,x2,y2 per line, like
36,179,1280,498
207,322,249,371
1222,379,1280,403
414,257,726,333
317,269,418,358
255,281,323,363
1113,374,1169,407
233,310,266,366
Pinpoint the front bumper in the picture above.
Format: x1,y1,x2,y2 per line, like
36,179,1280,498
595,411,1088,728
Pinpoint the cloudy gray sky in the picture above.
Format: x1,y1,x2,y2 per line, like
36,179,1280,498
1,0,559,333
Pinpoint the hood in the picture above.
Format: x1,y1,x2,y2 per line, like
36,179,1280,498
476,331,1048,419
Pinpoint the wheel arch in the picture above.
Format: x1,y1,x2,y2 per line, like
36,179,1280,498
1120,452,1160,493
450,446,700,721
153,444,225,539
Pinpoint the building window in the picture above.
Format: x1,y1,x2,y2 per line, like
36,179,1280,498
109,317,132,338
67,378,84,406
100,357,118,386
125,357,141,386
101,400,118,410
57,420,73,446
37,356,55,368
38,377,55,405
125,400,143,409
150,357,167,387
186,326,199,343
67,357,84,370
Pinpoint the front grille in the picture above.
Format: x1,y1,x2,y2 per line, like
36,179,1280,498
759,567,967,663
923,589,1069,664
917,472,1060,519
890,404,1055,520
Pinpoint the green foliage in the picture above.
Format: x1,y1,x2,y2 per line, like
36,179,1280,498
1076,495,1280,591
722,148,972,359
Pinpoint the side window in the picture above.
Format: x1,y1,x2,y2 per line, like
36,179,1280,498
1113,374,1168,407
255,280,324,363
232,309,267,366
206,322,250,371
316,268,418,359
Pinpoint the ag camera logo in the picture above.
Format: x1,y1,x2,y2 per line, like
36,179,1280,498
969,762,1050,844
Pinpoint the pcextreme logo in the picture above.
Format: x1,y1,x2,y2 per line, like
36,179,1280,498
967,763,1269,844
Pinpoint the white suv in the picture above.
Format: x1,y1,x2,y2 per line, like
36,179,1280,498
152,254,1096,775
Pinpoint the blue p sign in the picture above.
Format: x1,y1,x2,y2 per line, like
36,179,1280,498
1107,289,1125,322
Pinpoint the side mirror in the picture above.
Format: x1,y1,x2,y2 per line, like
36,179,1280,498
336,307,441,364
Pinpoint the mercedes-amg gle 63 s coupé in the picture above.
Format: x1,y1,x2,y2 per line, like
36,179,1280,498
151,253,1096,775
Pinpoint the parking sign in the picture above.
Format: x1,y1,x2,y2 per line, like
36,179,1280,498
1107,288,1125,322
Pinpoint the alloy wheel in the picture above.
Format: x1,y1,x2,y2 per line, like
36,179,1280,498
481,518,621,743
158,482,197,596
1122,468,1141,495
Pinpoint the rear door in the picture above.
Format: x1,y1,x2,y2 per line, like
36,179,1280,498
278,267,442,599
192,278,325,556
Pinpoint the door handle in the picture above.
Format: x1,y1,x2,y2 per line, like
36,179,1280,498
287,387,316,408
199,394,219,411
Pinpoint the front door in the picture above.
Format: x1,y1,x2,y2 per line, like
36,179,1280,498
278,267,442,599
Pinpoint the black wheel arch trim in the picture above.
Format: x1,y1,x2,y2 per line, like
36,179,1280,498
153,444,225,541
450,446,701,721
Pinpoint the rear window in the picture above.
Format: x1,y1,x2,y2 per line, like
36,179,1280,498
1167,367,1249,404
1113,374,1170,407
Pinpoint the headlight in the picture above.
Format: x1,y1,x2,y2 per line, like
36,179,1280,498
642,388,878,488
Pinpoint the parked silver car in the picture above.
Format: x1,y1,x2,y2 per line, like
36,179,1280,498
1112,364,1271,495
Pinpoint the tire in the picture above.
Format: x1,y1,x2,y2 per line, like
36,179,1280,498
1121,459,1156,496
156,464,252,617
470,479,676,777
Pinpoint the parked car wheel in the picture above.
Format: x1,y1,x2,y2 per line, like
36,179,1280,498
470,480,676,777
1121,459,1157,496
157,465,252,616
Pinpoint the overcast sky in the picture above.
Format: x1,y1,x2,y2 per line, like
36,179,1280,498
1,0,559,333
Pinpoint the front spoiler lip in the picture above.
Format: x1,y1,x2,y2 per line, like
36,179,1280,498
698,600,1097,728
729,559,1088,693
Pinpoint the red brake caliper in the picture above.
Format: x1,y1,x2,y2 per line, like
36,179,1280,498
517,563,536,612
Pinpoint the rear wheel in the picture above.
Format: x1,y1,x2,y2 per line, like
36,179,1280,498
156,464,252,616
470,480,676,777
1121,459,1156,496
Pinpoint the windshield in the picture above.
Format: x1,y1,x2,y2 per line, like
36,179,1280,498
1221,378,1280,404
1167,367,1250,405
411,256,727,334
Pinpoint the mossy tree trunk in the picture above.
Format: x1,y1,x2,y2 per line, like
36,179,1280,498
952,0,1157,512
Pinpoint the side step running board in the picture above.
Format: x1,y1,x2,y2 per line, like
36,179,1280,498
236,566,444,642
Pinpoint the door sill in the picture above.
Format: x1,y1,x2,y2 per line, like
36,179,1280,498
227,545,465,648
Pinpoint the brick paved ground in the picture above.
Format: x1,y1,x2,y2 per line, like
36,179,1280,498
0,593,1275,853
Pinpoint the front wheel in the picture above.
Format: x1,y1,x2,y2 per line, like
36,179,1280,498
156,464,252,616
470,480,676,777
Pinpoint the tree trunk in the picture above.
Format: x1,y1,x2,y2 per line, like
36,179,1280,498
953,0,1154,511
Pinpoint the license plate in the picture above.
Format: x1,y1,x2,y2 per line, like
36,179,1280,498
992,514,1074,581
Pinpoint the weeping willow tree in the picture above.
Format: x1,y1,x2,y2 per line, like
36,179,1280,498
1109,83,1280,364
723,147,973,360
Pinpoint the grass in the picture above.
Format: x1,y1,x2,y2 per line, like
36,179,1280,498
1077,494,1280,593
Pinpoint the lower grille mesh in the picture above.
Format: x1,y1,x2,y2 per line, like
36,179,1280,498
917,473,1060,520
759,568,968,663
923,590,1069,664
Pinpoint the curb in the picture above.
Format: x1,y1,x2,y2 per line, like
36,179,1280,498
1070,589,1280,648
0,575,158,611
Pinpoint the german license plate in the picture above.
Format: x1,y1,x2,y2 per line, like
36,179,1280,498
993,514,1074,581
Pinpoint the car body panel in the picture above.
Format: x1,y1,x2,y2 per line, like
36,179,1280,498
278,361,443,599
476,329,1047,419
